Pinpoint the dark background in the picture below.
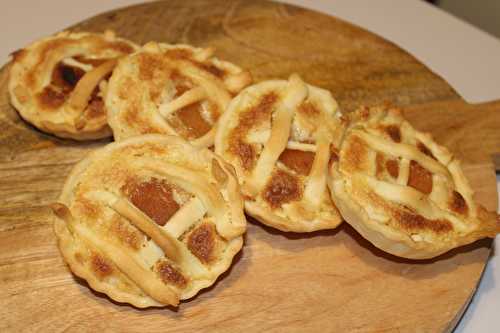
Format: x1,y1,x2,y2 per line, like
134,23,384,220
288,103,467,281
427,0,500,39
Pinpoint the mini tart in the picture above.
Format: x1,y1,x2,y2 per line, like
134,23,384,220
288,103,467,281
106,42,252,147
328,105,500,259
215,74,344,232
8,30,138,140
52,134,246,307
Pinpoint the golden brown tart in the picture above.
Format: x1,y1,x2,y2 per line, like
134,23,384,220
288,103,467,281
9,30,138,140
106,42,252,147
52,134,246,307
328,105,500,259
215,74,344,232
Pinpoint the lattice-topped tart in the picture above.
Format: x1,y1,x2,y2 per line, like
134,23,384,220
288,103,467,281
215,74,344,232
9,30,138,140
328,106,500,259
51,135,246,307
106,42,252,147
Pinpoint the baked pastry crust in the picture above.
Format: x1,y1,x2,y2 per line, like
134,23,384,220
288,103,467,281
328,105,500,259
215,74,344,232
106,42,252,147
8,30,138,140
52,134,246,307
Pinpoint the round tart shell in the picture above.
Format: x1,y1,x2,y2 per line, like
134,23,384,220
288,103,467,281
53,134,246,307
8,31,138,140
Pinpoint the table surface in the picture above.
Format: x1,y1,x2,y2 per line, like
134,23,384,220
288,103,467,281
1,1,499,332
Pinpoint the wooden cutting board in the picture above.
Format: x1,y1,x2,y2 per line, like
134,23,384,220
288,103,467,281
1,1,499,332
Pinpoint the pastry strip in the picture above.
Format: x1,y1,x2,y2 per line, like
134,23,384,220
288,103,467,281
158,86,206,117
68,58,117,114
51,203,179,305
246,74,308,195
103,192,183,264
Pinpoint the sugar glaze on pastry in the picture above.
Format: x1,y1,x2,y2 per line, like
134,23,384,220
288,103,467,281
52,135,246,307
328,106,500,259
106,42,252,147
215,74,344,232
9,30,138,140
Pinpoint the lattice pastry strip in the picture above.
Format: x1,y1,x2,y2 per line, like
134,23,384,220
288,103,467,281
215,74,344,232
328,105,500,259
106,42,252,147
52,135,246,307
8,30,138,140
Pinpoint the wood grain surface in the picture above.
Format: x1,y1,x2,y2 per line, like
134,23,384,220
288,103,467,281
1,1,499,332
